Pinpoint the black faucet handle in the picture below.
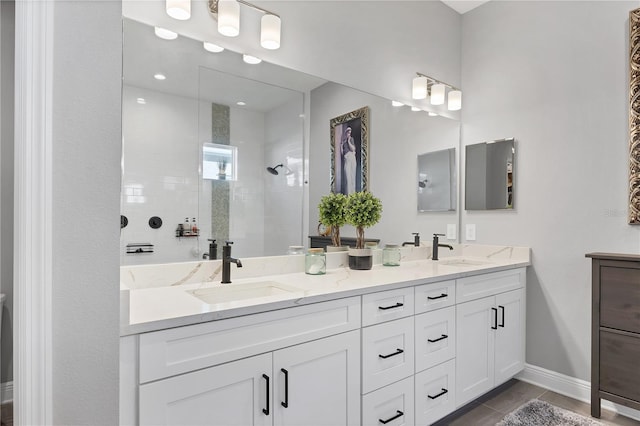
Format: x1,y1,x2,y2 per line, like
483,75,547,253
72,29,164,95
433,233,445,237
208,239,216,243
225,240,234,246
412,232,420,236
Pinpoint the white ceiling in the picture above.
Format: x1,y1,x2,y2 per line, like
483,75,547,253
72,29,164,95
440,0,490,14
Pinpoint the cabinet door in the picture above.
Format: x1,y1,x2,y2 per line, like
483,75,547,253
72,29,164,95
456,296,495,407
139,353,272,426
495,289,525,385
273,330,360,426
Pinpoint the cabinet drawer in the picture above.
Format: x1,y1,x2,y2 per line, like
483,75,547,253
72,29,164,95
456,268,525,304
362,317,415,393
139,297,361,383
600,330,640,402
362,287,414,327
415,280,455,314
415,359,456,426
415,307,455,373
600,266,640,333
362,376,414,426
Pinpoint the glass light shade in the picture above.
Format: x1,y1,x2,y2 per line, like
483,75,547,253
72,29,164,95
203,41,224,53
411,106,421,112
243,54,262,64
391,101,404,107
412,76,428,100
261,14,281,50
166,0,190,20
153,73,166,80
154,27,178,40
218,0,240,37
430,83,445,105
428,112,438,117
448,90,462,111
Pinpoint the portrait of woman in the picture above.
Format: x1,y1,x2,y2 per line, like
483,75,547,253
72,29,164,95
330,107,369,195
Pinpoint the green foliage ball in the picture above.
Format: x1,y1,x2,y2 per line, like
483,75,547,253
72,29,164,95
345,191,382,228
318,193,348,227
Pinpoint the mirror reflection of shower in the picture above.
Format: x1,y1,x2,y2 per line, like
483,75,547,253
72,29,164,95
266,164,284,175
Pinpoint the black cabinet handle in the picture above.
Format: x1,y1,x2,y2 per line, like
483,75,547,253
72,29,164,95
262,374,270,415
378,410,404,424
428,334,448,343
428,388,449,400
281,368,289,408
499,305,505,328
379,348,404,359
427,293,447,300
378,302,403,311
491,307,498,330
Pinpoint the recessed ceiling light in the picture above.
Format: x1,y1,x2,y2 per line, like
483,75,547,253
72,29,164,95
411,106,421,112
154,73,166,80
391,101,404,107
154,27,178,40
236,101,246,106
242,54,262,65
203,41,224,53
136,98,146,104
428,112,438,117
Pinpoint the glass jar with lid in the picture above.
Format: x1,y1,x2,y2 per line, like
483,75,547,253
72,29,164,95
383,244,401,266
305,248,326,275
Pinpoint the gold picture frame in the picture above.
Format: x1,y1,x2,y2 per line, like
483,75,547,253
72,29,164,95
330,106,370,195
630,8,640,223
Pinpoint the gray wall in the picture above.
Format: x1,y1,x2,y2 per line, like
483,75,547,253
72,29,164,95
51,1,121,423
461,1,640,381
0,0,14,387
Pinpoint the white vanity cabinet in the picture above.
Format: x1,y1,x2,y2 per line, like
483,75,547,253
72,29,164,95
455,269,526,407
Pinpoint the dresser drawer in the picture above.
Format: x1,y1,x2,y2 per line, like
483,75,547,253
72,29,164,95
456,268,525,304
362,287,414,327
362,317,415,393
415,306,455,373
362,376,414,426
415,280,455,314
415,359,456,425
600,265,640,333
600,330,640,402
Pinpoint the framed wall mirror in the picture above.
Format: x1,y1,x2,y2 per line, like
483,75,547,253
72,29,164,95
417,148,456,212
465,138,515,210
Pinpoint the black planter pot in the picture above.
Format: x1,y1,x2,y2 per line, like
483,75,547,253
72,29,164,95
348,248,373,270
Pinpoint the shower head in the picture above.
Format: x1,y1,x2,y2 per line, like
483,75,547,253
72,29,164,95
267,164,284,175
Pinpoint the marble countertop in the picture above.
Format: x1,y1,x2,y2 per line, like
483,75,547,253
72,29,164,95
121,244,530,336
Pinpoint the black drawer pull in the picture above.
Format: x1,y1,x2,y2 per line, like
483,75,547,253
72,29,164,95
281,368,289,408
262,374,270,415
427,293,447,300
379,348,404,359
499,305,505,327
428,334,448,343
378,302,403,311
491,307,498,330
428,388,448,400
378,410,404,424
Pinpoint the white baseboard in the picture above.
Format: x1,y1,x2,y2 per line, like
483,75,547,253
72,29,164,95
1,381,13,404
516,363,640,421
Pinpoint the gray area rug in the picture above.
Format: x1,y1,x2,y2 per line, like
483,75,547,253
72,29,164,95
497,399,603,426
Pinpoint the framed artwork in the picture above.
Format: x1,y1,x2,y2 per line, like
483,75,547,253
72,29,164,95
330,106,370,195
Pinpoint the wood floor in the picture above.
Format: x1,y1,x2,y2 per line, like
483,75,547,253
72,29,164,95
433,379,640,426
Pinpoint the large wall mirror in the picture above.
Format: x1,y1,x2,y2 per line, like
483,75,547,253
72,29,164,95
417,148,456,212
465,138,515,210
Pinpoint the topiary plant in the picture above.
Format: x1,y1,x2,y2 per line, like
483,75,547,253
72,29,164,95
345,191,382,249
318,193,348,247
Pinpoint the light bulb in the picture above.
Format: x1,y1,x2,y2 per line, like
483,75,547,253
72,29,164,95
154,27,178,40
166,0,190,20
430,83,445,105
448,90,462,111
203,42,224,53
218,0,240,37
261,14,281,50
412,76,428,100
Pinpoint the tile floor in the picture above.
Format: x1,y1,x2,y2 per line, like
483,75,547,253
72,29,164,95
0,402,12,426
433,379,640,426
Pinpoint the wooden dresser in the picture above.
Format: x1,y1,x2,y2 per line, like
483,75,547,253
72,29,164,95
586,252,640,418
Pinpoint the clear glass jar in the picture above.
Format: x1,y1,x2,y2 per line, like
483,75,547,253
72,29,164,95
305,248,326,275
288,245,304,255
383,244,401,266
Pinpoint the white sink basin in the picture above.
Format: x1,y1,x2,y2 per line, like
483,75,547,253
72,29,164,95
187,281,302,305
437,257,493,267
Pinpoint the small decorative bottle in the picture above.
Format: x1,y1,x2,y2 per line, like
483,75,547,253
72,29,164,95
191,217,198,236
305,248,326,275
383,244,401,266
183,217,190,236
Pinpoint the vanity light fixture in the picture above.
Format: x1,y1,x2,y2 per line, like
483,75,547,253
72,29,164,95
411,106,421,112
166,0,191,20
203,41,225,53
243,54,262,64
412,72,463,111
391,101,404,107
154,73,167,80
154,26,178,40
208,0,281,50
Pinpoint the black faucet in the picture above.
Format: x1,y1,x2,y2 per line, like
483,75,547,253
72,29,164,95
221,241,242,284
402,232,420,247
203,239,218,260
432,233,453,261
